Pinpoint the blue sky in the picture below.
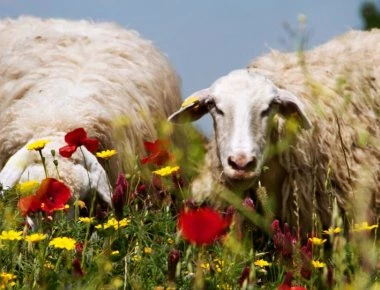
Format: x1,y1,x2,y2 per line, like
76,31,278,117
0,1,368,134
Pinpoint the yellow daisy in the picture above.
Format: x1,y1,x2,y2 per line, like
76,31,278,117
26,139,50,151
323,227,342,235
254,259,271,268
49,237,76,250
95,217,130,230
17,180,40,196
153,165,180,177
309,237,327,246
311,260,326,268
352,222,378,232
96,149,117,159
78,217,95,224
74,200,87,209
25,233,47,243
0,230,23,241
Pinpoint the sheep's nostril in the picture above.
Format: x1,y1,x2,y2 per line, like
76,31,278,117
228,155,257,171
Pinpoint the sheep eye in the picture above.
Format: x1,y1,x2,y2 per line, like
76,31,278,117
260,106,271,118
206,100,224,116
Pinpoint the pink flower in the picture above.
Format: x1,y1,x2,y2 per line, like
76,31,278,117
59,128,99,158
178,207,231,245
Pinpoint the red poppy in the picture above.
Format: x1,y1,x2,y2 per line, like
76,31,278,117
177,207,231,246
277,272,307,290
59,128,99,158
140,139,172,166
18,178,71,215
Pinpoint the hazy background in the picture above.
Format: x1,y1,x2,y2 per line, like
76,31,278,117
0,1,371,135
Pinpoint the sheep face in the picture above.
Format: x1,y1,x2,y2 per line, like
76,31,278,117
169,69,311,188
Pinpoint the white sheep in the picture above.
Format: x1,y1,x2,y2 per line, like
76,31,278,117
0,16,182,205
169,29,380,233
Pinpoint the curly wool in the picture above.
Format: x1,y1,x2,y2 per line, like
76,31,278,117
0,16,182,198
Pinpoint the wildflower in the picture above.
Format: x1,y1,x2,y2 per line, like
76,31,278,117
96,149,117,159
59,128,99,158
277,272,307,290
254,259,271,268
26,139,50,151
17,180,40,196
153,165,180,177
178,207,231,245
49,237,76,250
74,200,87,209
352,221,378,232
75,242,84,256
78,217,94,223
323,227,342,235
18,178,71,215
0,272,17,288
309,237,327,246
95,217,130,230
140,139,172,166
111,250,120,256
271,219,297,259
112,173,128,220
238,266,251,287
144,247,152,254
167,249,180,281
311,260,326,268
0,230,23,241
131,254,141,262
213,258,224,272
167,237,174,244
25,233,47,243
200,262,210,271
72,258,84,277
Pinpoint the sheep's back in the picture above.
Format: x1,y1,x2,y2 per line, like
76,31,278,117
249,29,380,225
0,16,181,172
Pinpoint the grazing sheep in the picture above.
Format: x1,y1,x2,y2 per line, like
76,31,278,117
0,16,182,205
169,29,380,233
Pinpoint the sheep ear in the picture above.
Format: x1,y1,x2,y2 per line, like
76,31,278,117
273,89,312,129
168,89,211,123
0,147,30,193
80,147,112,206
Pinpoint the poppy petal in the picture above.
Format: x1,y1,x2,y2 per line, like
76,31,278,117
178,207,230,245
64,128,87,146
18,195,41,216
82,137,99,153
59,145,77,158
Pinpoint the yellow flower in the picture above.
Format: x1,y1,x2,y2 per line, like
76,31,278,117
17,180,39,196
309,237,327,246
153,166,180,177
144,247,152,254
213,258,224,272
311,260,326,268
254,259,271,268
25,233,47,243
323,227,342,235
0,230,23,241
181,95,200,108
74,200,87,209
111,250,120,256
0,272,16,282
49,237,76,250
95,217,130,230
200,263,210,271
352,222,378,232
26,139,50,151
96,149,117,159
131,254,141,262
167,237,174,244
78,217,95,224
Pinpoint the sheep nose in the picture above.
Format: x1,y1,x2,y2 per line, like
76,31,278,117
228,153,257,171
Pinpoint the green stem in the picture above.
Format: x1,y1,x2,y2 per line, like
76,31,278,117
38,150,49,178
